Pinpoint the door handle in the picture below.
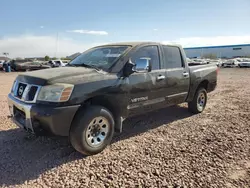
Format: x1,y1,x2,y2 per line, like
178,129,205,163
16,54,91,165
156,75,165,81
183,72,189,77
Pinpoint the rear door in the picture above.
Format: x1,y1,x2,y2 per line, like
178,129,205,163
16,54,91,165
161,45,190,105
127,45,168,116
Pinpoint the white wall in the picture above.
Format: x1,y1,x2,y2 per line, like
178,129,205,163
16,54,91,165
184,45,250,58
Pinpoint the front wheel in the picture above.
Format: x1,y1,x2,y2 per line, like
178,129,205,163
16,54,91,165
188,88,207,114
69,105,115,156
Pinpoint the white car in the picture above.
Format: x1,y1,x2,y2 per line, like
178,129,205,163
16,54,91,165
0,61,3,69
210,60,222,67
48,60,66,68
222,59,239,68
238,59,250,68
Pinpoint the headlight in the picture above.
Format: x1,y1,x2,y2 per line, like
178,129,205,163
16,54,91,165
11,80,17,93
37,84,74,102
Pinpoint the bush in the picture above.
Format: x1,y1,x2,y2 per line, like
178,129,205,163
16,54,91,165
44,55,50,61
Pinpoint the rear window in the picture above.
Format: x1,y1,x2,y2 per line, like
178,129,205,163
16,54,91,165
162,46,183,68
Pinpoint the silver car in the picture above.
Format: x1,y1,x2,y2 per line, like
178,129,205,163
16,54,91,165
222,59,239,68
239,59,250,68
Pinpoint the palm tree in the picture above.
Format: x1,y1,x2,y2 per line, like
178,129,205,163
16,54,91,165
3,52,9,57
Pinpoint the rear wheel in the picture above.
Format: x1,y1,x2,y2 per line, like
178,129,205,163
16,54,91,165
188,88,207,114
69,105,115,156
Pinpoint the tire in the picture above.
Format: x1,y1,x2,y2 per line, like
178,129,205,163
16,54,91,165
69,105,115,156
188,88,207,114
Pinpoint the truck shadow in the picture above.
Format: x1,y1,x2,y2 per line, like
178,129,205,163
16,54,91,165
113,105,193,142
0,105,193,187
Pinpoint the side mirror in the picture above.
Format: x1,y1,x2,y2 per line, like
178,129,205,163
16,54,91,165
123,58,151,77
134,58,151,73
123,59,135,77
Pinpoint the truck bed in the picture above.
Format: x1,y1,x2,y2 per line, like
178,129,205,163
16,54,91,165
186,63,217,101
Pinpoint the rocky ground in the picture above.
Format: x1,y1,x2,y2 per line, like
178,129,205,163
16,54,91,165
0,68,249,188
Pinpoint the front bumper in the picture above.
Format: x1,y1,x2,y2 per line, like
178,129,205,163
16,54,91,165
223,64,236,67
7,94,80,136
239,64,250,67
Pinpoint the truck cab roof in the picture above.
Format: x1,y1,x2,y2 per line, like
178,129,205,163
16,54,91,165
95,42,183,48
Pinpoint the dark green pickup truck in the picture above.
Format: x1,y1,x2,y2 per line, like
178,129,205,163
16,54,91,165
8,42,217,155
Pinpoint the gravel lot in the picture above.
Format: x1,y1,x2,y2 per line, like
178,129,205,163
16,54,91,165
0,68,249,188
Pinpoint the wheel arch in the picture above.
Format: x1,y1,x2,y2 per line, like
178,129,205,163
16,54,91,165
186,79,209,102
197,80,209,91
73,95,124,133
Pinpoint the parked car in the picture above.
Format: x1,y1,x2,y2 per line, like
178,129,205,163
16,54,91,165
47,60,67,68
188,59,209,66
209,60,223,67
25,61,51,71
10,59,30,71
222,59,239,67
0,60,4,70
7,42,218,155
10,60,50,71
238,59,250,68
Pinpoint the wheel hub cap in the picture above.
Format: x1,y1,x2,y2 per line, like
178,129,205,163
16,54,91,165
86,116,109,148
197,92,206,109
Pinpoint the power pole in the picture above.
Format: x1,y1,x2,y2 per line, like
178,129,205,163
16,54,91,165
55,32,59,58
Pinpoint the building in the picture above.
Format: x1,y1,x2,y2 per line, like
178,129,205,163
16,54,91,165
184,44,250,58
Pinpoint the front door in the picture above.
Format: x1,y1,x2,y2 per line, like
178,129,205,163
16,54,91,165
126,45,168,116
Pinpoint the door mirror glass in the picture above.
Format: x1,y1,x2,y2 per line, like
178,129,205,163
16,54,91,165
134,58,151,72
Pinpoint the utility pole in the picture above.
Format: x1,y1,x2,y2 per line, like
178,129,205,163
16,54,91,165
55,32,59,58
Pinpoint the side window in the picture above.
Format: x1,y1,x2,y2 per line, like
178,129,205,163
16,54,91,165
163,46,183,68
131,46,160,70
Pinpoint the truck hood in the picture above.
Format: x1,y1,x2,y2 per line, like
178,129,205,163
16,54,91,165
17,67,115,85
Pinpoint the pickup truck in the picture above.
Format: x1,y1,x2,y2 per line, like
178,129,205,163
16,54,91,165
7,42,217,155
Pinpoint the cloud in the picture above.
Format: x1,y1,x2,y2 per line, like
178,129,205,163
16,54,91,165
40,26,44,29
153,29,158,31
67,30,108,35
163,35,250,47
0,35,106,58
2,34,250,58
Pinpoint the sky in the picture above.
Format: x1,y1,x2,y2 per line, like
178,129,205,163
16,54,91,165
0,0,250,58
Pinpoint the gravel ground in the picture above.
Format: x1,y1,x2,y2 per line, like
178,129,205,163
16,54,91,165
0,68,249,188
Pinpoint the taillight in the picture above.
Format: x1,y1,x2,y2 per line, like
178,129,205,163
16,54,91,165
216,67,219,75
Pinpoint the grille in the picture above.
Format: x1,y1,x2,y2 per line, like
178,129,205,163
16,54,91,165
13,81,40,102
27,86,38,101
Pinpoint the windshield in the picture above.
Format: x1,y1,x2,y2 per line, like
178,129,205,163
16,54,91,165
69,46,129,71
193,59,203,62
226,60,234,63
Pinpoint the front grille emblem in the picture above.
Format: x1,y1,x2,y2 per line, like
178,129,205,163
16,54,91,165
18,86,24,96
